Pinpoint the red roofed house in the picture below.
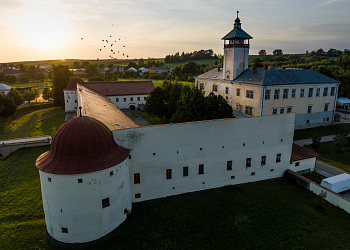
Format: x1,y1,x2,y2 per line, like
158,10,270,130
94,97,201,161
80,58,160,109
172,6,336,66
64,77,154,112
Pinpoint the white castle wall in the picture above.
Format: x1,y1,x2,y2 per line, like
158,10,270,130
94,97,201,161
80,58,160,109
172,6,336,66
39,160,131,243
64,90,78,112
113,113,297,203
107,94,148,109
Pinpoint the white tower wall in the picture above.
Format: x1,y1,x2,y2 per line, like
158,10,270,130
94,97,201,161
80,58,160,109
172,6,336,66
39,159,131,243
64,90,78,112
223,46,249,81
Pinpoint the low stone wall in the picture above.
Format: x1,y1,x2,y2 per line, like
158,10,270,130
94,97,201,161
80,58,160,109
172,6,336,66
285,169,350,213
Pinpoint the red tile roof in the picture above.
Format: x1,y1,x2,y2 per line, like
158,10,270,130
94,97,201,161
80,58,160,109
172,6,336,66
35,116,130,175
290,143,320,162
84,81,154,96
64,77,84,91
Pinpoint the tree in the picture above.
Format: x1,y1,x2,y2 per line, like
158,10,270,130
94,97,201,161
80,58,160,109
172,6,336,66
18,75,29,83
85,64,99,78
273,49,283,56
333,126,350,154
311,134,322,150
251,58,264,68
35,72,46,81
42,88,53,102
316,48,325,55
7,88,23,106
52,65,73,106
0,93,17,116
258,49,267,56
144,86,167,120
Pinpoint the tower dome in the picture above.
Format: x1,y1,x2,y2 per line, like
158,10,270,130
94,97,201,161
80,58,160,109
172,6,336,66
36,116,130,174
64,77,84,91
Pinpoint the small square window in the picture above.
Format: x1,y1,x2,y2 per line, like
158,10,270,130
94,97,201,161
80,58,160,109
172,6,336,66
306,120,310,124
280,108,285,114
199,83,204,89
245,106,253,115
62,227,68,233
166,169,172,179
295,162,300,167
270,169,274,172
212,85,218,92
78,178,83,183
231,176,235,179
135,193,141,198
123,98,127,102
287,107,292,113
130,97,133,101
246,90,253,99
134,173,140,184
276,153,281,163
246,158,251,168
183,166,188,177
110,171,114,176
199,164,204,174
137,97,140,101
251,172,255,176
272,108,277,115
116,98,119,102
227,160,232,170
261,156,266,166
48,177,51,182
102,198,110,208
326,117,329,121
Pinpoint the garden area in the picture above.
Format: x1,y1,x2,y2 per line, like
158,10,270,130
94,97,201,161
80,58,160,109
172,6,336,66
2,146,350,249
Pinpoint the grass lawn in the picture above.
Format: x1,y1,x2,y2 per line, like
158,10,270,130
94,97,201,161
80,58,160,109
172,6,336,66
5,80,51,90
306,141,350,172
139,112,167,125
0,102,66,140
2,146,350,249
293,124,350,140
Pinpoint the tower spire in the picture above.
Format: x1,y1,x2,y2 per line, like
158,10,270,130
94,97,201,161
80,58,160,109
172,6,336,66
234,10,241,29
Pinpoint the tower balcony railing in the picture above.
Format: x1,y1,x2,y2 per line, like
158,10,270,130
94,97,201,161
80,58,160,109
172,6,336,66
224,44,250,49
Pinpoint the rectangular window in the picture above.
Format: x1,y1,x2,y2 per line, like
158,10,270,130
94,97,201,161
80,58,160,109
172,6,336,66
274,89,280,99
48,177,51,182
308,88,313,97
62,227,68,233
199,164,204,174
330,87,335,96
291,88,296,98
236,88,240,96
225,96,228,100
78,178,83,183
272,108,278,115
183,166,188,177
307,105,312,113
280,108,285,114
123,98,126,102
144,97,147,101
246,158,251,168
134,173,140,184
283,89,289,99
225,87,229,94
245,106,253,115
276,154,281,163
265,89,271,100
130,97,133,101
295,162,300,167
227,160,232,170
261,156,266,166
75,100,77,103
251,172,256,176
316,88,321,97
287,106,292,113
324,103,329,112
137,97,140,101
110,171,114,176
116,98,119,102
135,193,141,198
323,87,328,96
166,169,172,179
300,88,305,98
246,90,254,99
102,198,110,208
236,104,240,111
212,85,218,92
200,83,204,89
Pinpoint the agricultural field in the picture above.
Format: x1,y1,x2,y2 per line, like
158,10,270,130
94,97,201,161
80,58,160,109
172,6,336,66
7,80,51,90
2,146,350,249
0,102,66,140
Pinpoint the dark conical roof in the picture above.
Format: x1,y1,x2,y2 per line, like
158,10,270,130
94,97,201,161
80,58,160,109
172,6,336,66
36,116,130,175
222,12,252,40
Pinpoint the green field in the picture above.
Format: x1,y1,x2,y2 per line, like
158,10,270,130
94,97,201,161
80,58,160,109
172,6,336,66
0,103,66,140
2,146,350,249
293,124,350,140
306,141,350,172
7,80,51,90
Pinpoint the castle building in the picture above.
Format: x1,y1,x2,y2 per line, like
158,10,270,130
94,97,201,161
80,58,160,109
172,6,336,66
195,12,340,128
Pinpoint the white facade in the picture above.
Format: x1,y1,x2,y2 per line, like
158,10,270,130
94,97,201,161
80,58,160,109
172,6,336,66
223,46,249,81
108,95,147,110
39,160,131,243
64,90,78,112
113,114,296,203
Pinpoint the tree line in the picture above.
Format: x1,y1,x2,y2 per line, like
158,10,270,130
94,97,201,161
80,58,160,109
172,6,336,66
164,49,217,63
145,80,233,123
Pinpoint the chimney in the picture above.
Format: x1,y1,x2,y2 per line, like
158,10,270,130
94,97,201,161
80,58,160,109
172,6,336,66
217,66,220,72
264,65,268,70
251,66,257,74
268,66,274,70
281,67,286,69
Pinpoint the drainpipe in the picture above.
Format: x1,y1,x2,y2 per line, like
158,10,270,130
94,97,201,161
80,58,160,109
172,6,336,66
260,88,264,116
331,83,339,125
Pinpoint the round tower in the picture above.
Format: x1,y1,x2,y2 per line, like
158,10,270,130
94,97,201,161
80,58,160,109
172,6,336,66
36,116,131,243
222,11,253,80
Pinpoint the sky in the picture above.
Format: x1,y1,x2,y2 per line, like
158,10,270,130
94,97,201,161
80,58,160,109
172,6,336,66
0,0,350,63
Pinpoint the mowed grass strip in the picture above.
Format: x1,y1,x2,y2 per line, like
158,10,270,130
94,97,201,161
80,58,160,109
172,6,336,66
2,147,350,249
0,102,66,140
306,141,350,172
293,123,350,140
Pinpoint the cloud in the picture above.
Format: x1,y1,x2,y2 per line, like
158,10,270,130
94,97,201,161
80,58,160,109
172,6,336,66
314,0,345,8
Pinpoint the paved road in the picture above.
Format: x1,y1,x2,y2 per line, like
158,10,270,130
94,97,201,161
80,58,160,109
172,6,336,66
293,135,336,146
315,160,346,176
0,135,51,145
121,110,151,127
